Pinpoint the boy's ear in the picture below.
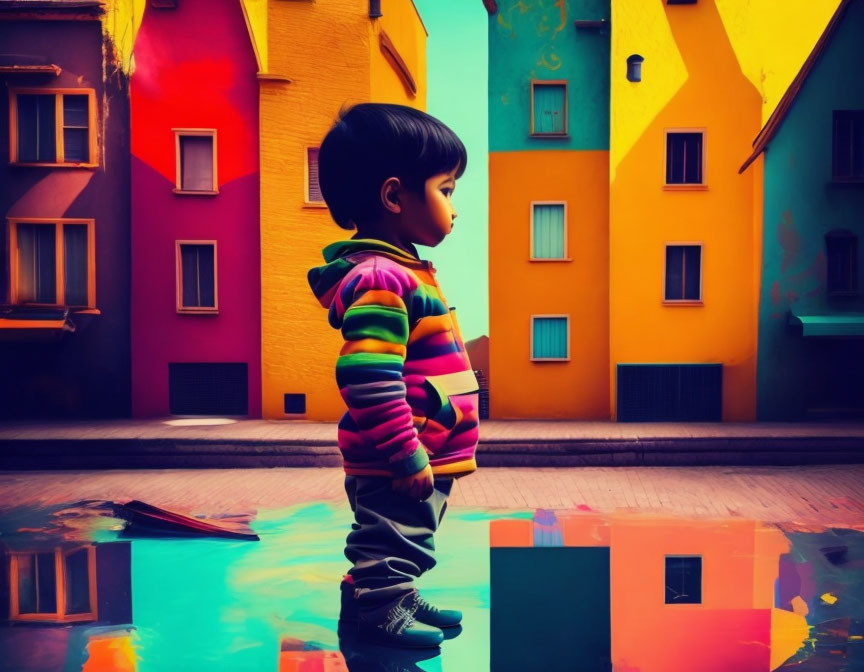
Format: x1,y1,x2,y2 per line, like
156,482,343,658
380,177,402,214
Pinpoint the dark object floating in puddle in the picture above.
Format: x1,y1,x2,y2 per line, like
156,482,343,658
113,500,259,541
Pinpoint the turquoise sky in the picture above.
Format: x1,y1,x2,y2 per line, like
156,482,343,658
414,0,489,341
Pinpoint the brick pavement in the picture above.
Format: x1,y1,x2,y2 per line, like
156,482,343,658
1,465,862,527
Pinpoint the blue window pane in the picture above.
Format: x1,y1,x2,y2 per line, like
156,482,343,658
532,204,565,258
17,224,57,304
666,133,703,184
665,245,701,300
180,244,216,308
17,94,56,163
533,84,566,134
64,224,89,306
532,317,568,359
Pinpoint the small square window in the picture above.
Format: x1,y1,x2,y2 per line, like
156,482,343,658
665,556,702,604
531,203,566,259
666,132,704,185
531,316,569,360
833,111,864,181
306,147,324,203
531,82,567,136
284,393,306,414
826,230,859,295
177,242,217,312
175,131,217,193
665,245,702,301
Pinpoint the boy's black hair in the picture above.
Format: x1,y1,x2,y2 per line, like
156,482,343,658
318,102,467,230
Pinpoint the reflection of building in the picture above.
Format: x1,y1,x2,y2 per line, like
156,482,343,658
490,512,808,672
129,0,262,418
261,0,428,420
0,1,131,418
739,0,864,420
0,541,134,672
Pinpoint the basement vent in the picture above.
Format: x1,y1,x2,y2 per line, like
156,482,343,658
617,363,722,422
169,363,248,415
284,393,307,414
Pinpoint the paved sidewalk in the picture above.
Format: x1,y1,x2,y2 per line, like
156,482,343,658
1,466,862,528
1,417,863,468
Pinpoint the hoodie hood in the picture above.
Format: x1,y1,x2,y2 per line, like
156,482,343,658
307,238,427,311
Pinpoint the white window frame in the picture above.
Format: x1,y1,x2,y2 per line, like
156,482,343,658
529,314,570,362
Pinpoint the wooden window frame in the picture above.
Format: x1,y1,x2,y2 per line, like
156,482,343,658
664,554,703,606
303,145,327,208
175,240,219,314
7,217,97,309
8,88,98,168
662,242,704,305
9,546,98,623
663,128,708,190
529,200,571,262
173,129,219,195
529,314,570,362
530,80,569,138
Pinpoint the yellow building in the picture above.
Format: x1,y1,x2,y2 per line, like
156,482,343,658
259,0,427,420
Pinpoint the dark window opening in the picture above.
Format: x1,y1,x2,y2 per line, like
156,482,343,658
62,95,89,163
307,147,324,202
179,135,215,191
665,245,701,301
826,230,859,295
833,110,864,181
666,132,703,184
665,556,702,604
17,94,56,163
179,243,216,308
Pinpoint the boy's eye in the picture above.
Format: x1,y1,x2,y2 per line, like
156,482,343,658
441,188,453,197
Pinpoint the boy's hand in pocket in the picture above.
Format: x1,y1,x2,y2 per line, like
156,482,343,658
392,463,434,501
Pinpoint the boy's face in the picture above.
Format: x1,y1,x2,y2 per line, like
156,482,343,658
400,166,459,248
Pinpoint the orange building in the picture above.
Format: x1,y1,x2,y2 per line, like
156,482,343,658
259,0,428,420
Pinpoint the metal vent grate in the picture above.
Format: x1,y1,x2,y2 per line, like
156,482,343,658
617,364,721,422
168,363,248,415
284,394,306,414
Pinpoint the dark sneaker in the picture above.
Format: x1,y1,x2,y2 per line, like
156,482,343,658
356,591,444,649
413,592,462,629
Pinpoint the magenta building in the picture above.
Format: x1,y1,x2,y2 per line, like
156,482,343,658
130,0,262,417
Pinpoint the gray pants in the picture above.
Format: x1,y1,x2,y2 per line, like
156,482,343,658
344,474,454,608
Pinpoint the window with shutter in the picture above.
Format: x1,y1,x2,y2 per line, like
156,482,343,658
531,202,566,259
531,316,569,360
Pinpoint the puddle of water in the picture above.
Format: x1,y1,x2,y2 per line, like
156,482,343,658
0,500,861,671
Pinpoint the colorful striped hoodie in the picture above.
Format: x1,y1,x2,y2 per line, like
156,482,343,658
307,238,480,479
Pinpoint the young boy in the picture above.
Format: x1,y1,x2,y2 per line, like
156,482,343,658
307,103,480,649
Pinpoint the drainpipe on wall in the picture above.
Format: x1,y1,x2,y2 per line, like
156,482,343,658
369,0,382,18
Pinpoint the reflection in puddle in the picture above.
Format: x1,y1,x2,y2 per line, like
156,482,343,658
0,500,861,671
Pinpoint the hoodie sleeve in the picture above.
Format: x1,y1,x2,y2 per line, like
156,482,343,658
334,257,429,477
